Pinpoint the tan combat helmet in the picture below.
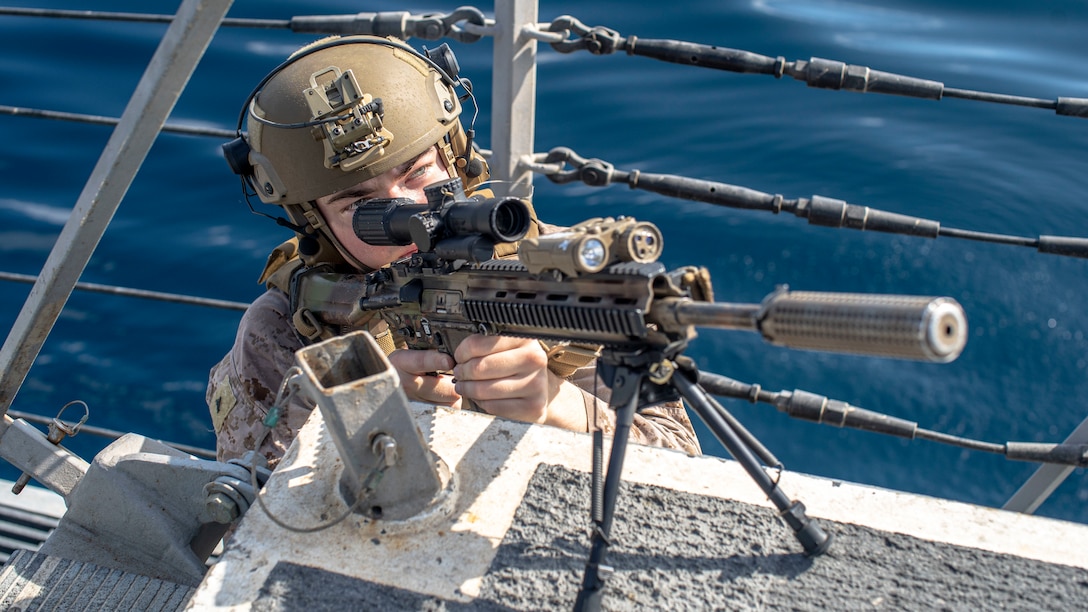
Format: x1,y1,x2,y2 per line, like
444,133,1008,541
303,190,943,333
223,35,490,269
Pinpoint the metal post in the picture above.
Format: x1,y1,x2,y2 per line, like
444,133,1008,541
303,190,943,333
0,0,234,415
293,331,445,521
490,0,537,199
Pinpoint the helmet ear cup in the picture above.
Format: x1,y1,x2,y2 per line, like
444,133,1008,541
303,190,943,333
424,43,461,81
222,136,253,177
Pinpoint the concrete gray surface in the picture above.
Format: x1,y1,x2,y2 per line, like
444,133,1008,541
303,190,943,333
246,463,1088,610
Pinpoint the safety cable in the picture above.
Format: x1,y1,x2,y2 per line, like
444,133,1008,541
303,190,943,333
0,6,282,27
9,11,1075,258
0,6,491,42
697,371,1088,468
0,105,235,138
528,146,1088,260
4,6,1085,116
7,101,1086,262
0,271,249,312
7,408,216,460
537,15,1088,119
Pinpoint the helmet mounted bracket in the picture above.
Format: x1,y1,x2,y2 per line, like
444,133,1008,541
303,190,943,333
304,66,395,172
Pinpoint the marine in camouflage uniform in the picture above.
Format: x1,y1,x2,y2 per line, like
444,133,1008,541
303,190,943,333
207,35,701,468
208,244,702,468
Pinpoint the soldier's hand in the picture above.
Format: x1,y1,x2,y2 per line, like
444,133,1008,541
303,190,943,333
452,335,588,431
388,348,461,409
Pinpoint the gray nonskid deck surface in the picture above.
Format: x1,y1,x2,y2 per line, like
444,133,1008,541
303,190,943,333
481,464,1088,610
251,463,1088,610
0,549,195,611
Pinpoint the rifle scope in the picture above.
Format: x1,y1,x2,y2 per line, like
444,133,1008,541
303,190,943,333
352,184,532,252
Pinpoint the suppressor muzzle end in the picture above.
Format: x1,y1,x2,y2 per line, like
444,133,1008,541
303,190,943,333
924,298,967,363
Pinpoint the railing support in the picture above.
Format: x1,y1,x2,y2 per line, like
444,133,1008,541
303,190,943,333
489,0,537,199
0,0,233,415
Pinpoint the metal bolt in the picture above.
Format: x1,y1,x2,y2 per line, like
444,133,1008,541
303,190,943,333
206,492,240,524
263,182,274,195
11,474,31,495
443,100,454,112
371,433,399,469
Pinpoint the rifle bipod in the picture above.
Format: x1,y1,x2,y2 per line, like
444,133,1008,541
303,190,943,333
574,352,832,612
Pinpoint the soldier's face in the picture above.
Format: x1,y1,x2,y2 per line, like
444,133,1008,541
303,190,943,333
314,146,452,269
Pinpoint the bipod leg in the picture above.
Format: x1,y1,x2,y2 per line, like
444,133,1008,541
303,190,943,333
671,369,832,557
574,364,642,612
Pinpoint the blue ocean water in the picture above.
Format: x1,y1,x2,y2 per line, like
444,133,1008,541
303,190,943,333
2,0,1088,526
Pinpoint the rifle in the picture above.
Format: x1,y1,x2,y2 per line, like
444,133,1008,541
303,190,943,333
292,179,966,364
289,177,968,611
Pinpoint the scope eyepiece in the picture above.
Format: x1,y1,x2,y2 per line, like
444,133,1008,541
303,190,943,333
352,197,424,246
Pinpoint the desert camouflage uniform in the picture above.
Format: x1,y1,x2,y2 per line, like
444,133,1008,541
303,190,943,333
207,286,702,468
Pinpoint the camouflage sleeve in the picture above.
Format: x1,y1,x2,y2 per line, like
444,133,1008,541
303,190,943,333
567,365,703,455
206,288,315,468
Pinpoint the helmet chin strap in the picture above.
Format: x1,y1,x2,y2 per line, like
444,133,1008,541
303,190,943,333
239,177,312,236
297,201,375,272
